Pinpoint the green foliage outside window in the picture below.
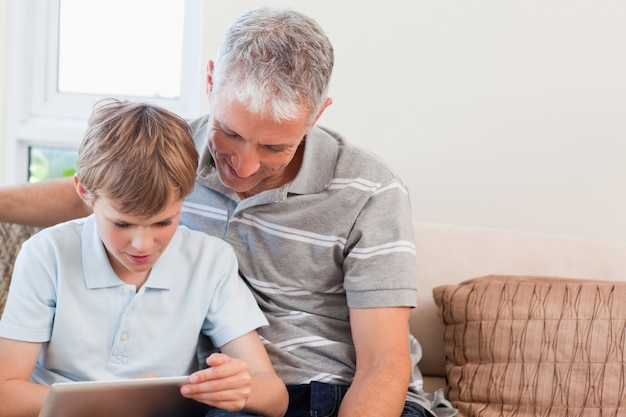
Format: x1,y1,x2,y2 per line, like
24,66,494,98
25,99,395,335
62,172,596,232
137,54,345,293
28,147,78,182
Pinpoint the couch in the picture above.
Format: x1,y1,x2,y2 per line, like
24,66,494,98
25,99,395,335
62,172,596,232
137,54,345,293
0,222,41,316
2,220,626,416
412,221,626,416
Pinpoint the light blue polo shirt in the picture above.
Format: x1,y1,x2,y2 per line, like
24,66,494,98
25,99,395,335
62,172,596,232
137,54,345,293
0,214,267,384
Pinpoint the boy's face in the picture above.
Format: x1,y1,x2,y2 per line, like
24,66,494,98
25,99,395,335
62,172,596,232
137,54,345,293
90,195,183,288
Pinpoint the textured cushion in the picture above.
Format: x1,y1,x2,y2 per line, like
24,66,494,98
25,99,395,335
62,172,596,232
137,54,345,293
433,275,626,417
0,222,41,315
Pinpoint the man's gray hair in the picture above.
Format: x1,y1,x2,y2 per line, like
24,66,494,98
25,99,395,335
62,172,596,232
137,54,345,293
212,7,334,124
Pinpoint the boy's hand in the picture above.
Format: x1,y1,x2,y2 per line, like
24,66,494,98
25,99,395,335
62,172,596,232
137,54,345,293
180,352,252,412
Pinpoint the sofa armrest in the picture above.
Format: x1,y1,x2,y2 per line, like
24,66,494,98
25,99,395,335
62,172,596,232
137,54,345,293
0,222,42,315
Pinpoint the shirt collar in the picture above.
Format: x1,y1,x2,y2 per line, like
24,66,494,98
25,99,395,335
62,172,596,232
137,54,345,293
287,125,339,195
195,121,340,199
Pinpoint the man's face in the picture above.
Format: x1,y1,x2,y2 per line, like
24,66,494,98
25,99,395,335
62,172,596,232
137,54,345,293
207,88,310,198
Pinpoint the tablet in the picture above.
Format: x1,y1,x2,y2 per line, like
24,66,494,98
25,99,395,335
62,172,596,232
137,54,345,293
38,376,206,417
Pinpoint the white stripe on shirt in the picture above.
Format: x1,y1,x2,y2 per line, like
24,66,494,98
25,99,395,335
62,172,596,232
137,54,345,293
301,373,352,385
246,276,313,296
327,177,381,192
373,181,409,196
348,240,417,259
274,336,338,352
182,202,228,222
232,213,347,248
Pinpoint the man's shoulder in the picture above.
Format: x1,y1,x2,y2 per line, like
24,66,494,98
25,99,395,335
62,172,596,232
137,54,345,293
313,125,406,186
187,114,210,148
187,114,210,132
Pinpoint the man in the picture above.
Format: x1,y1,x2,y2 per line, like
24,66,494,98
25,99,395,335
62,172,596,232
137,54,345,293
0,7,455,417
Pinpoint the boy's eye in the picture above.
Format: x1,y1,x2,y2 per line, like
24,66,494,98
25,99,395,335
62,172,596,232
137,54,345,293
114,223,130,229
156,220,173,227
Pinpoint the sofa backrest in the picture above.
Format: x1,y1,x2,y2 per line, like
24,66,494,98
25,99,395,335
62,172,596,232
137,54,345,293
411,221,626,379
0,222,42,315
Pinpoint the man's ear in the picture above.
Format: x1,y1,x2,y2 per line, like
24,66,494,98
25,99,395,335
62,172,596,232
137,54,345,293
206,60,215,97
309,97,333,129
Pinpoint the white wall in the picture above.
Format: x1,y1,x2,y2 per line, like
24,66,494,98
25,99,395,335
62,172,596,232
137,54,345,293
3,1,626,245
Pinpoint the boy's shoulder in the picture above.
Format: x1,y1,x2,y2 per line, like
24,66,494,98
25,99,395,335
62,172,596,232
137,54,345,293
168,225,239,270
26,216,88,244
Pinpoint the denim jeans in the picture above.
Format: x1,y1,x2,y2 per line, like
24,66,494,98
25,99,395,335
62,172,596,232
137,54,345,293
199,382,430,417
204,407,258,417
286,381,429,417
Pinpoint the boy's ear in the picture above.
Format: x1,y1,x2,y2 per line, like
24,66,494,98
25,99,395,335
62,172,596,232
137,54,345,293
73,174,91,205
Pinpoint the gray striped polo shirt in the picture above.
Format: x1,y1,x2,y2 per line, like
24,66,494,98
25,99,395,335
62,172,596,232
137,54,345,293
181,115,428,406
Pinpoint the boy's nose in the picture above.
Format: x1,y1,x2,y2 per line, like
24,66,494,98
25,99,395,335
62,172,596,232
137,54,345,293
131,230,153,251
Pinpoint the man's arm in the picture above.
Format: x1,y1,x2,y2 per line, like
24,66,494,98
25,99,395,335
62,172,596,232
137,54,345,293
0,177,91,226
339,307,413,417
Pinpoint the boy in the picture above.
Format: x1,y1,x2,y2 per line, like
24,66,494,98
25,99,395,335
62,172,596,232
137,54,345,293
0,99,287,417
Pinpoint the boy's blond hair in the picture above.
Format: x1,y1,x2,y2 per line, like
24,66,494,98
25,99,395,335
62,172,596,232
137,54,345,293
76,98,198,216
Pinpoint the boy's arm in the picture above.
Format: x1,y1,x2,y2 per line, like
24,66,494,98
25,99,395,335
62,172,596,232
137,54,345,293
0,177,91,227
182,331,288,417
0,338,48,417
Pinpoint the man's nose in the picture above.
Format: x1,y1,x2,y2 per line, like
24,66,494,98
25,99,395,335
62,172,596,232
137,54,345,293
231,148,261,178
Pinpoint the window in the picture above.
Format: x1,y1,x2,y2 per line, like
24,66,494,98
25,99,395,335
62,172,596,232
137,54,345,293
58,0,184,98
4,0,205,184
29,146,78,183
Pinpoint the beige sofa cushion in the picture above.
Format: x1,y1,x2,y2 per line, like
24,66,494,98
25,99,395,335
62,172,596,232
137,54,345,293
413,221,626,385
433,275,626,416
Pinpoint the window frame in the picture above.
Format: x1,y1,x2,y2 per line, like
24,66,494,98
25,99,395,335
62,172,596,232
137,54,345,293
3,0,205,184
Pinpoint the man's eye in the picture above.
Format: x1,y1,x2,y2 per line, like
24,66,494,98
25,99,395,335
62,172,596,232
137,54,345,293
267,146,287,153
263,143,288,153
221,129,239,138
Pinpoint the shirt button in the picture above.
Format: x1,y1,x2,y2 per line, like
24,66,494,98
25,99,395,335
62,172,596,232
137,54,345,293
126,308,134,316
120,332,129,342
122,288,131,296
